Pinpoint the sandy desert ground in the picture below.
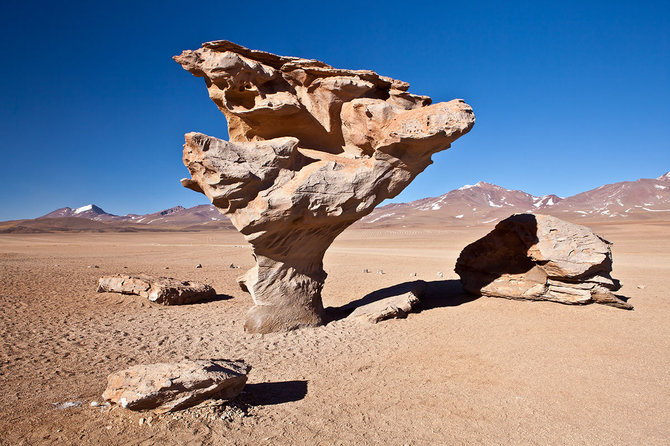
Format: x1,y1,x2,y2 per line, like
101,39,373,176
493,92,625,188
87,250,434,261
1,221,669,445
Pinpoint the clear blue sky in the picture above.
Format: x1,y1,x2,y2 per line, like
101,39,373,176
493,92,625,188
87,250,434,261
1,0,668,220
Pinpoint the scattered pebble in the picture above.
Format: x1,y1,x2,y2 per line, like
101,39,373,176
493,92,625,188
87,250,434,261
362,269,369,273
139,418,146,426
164,266,169,270
377,270,384,275
195,264,202,269
637,284,646,289
437,271,444,278
90,401,100,407
410,272,417,277
229,263,236,269
53,401,82,410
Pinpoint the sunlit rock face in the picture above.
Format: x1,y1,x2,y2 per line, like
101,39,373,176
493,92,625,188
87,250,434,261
175,40,475,333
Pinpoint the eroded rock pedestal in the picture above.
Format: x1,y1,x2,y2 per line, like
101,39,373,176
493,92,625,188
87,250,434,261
175,41,475,333
455,214,632,309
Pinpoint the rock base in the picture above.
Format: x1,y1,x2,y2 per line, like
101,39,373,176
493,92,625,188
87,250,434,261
238,259,326,333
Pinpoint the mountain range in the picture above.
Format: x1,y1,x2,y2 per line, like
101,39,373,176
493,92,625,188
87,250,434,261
40,204,232,227
1,172,668,233
358,171,670,228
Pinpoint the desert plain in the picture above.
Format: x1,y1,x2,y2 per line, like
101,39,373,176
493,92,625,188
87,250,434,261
0,220,669,445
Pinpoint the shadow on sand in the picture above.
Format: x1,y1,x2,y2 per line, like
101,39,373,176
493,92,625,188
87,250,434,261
189,293,234,305
241,380,308,406
326,279,479,322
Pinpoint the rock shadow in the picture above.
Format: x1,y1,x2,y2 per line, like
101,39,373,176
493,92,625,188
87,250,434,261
455,213,540,294
240,380,308,406
325,279,479,322
189,293,234,305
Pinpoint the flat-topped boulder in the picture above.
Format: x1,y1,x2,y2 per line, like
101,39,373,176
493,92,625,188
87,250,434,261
175,40,475,333
455,214,632,309
102,359,250,413
97,274,215,305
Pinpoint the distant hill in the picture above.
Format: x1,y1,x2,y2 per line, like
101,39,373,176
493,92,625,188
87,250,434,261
2,171,668,232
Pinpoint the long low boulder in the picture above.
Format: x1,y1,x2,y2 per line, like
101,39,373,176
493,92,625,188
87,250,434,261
97,274,215,305
346,280,426,323
102,359,250,413
455,213,632,309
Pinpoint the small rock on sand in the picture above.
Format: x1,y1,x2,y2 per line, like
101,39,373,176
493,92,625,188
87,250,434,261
53,401,82,410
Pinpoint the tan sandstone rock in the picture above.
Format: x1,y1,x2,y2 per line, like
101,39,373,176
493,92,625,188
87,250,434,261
96,274,215,305
347,280,426,323
455,214,632,309
174,40,475,333
102,359,250,413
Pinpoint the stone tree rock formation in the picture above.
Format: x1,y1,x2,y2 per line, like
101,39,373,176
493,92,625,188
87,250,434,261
174,40,475,333
455,214,632,309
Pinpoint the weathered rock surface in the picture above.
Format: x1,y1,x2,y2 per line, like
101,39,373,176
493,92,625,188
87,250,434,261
455,214,632,309
97,274,215,305
175,40,475,333
347,280,426,323
102,359,250,413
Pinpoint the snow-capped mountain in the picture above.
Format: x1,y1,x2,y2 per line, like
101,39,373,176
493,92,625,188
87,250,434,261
359,181,562,227
124,205,230,226
38,204,232,228
548,171,670,219
40,204,122,221
359,171,670,227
